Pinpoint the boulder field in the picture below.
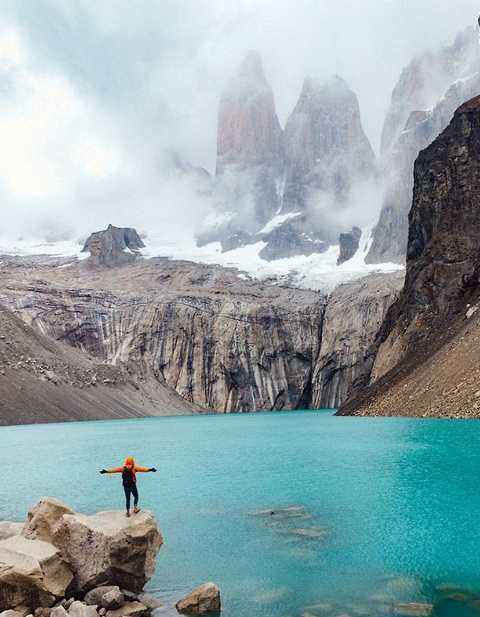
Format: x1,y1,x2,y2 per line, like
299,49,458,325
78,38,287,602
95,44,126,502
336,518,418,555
0,498,220,616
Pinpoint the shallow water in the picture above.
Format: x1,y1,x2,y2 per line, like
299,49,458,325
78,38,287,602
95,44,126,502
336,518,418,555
2,410,480,617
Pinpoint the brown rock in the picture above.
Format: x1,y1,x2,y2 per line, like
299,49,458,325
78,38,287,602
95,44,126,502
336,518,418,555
175,582,221,614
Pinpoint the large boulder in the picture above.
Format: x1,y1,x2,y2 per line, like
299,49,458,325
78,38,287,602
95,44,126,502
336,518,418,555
82,225,145,267
0,523,23,541
175,583,221,614
52,511,162,594
0,535,73,611
23,499,74,544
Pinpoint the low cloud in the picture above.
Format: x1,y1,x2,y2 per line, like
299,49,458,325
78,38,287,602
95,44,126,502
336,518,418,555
0,0,479,245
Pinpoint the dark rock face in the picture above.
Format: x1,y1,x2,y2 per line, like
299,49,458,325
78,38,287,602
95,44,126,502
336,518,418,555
340,97,480,416
259,218,328,261
367,28,478,264
337,227,361,265
82,225,145,267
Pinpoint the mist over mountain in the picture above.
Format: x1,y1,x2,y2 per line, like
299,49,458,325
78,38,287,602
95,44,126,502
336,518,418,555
0,0,479,275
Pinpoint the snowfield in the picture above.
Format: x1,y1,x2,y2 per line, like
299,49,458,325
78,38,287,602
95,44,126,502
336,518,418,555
0,226,403,292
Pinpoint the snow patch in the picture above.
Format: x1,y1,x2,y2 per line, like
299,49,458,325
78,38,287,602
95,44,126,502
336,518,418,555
0,225,404,292
259,211,302,234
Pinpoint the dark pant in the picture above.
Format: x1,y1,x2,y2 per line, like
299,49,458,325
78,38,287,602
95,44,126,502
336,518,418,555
123,483,139,511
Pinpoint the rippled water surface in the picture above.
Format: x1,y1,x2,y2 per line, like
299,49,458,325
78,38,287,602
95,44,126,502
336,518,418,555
2,410,480,617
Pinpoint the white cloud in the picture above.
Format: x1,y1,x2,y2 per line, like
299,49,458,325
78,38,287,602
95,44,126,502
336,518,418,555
0,0,479,246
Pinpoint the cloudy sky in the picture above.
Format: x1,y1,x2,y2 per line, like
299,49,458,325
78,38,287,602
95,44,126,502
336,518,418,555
0,0,479,242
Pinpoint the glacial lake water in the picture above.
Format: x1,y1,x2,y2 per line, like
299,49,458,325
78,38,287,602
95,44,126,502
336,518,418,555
2,410,480,617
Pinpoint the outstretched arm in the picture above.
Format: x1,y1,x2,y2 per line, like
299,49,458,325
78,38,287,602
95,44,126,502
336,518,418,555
134,465,157,472
99,466,124,474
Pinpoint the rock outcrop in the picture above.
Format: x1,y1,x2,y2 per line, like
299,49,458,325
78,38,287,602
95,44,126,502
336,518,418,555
198,51,283,249
0,296,197,426
0,258,326,414
311,272,404,408
0,249,406,419
340,96,480,417
175,583,221,615
199,55,375,262
259,76,375,261
82,225,145,267
0,499,163,612
337,227,362,265
53,510,162,594
283,75,375,209
367,27,478,264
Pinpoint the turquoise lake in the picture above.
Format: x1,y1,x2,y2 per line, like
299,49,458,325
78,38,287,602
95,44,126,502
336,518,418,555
2,410,480,617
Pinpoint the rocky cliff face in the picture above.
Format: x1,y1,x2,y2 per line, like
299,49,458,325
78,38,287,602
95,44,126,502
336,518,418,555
0,252,399,421
0,258,325,414
283,75,375,210
216,51,283,175
0,285,196,425
367,27,478,264
311,272,403,408
198,52,284,248
340,96,480,417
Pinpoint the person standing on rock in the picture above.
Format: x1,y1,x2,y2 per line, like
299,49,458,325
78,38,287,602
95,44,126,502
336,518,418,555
100,456,157,517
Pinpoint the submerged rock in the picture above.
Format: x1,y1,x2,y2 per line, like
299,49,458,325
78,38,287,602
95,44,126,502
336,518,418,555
251,505,309,520
392,603,433,617
175,583,221,615
282,527,328,541
0,535,73,610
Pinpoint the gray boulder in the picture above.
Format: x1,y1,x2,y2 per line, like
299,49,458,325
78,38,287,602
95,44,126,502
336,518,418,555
52,510,162,594
82,225,145,267
84,589,120,608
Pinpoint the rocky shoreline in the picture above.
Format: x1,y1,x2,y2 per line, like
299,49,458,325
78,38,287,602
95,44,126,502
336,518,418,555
0,498,220,617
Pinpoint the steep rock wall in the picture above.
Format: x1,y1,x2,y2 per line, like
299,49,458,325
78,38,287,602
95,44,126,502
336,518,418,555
340,96,480,417
311,272,403,408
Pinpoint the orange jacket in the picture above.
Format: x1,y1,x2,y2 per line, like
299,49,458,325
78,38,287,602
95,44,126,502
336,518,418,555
105,456,151,483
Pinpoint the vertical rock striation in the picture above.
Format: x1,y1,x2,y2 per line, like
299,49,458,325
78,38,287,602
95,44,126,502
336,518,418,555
311,272,403,408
